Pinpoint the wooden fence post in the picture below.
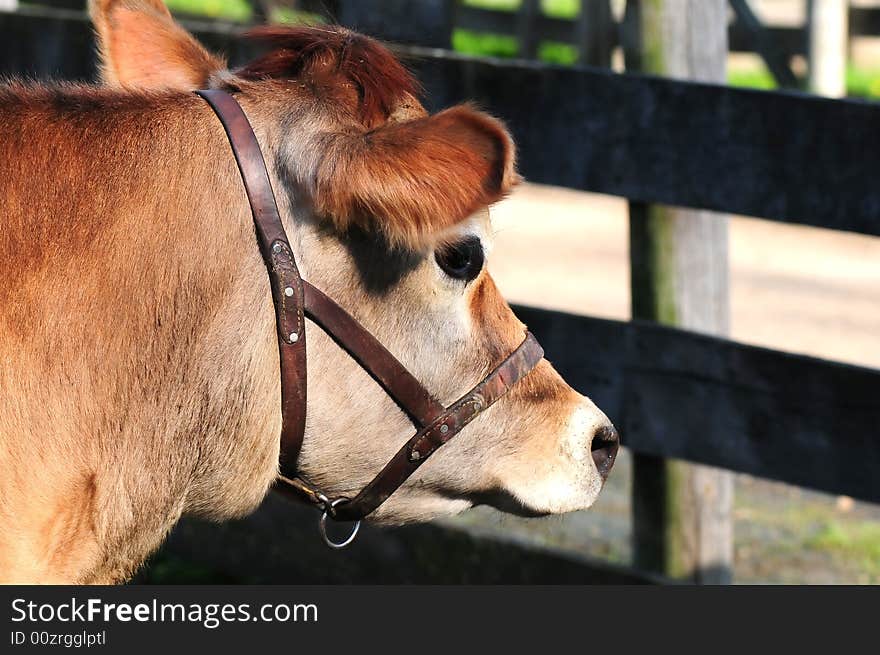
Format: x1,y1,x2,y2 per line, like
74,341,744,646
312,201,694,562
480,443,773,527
808,0,849,97
517,0,540,59
729,0,799,89
250,0,270,23
576,0,613,67
623,0,734,584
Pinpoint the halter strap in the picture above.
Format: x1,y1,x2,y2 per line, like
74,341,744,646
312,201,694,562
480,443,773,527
302,281,446,426
196,89,544,527
329,331,543,521
195,89,307,477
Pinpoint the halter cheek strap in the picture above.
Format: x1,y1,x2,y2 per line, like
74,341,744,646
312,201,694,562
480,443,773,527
196,89,544,538
194,89,308,477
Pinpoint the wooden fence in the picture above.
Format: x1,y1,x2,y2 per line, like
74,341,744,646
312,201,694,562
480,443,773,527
293,0,880,87
29,1,880,81
1,3,878,583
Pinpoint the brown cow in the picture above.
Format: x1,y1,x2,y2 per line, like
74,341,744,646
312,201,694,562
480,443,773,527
0,0,617,583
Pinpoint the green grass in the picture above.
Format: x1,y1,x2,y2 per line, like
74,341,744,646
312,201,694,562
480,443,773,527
165,0,253,21
456,0,579,63
540,0,579,19
164,0,580,20
452,29,519,59
728,67,778,91
461,0,579,18
462,0,519,10
272,7,323,25
165,0,320,25
806,521,880,580
728,63,880,99
847,66,880,99
453,29,577,65
538,41,578,65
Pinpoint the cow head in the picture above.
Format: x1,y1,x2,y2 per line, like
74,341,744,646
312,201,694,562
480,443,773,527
87,0,618,524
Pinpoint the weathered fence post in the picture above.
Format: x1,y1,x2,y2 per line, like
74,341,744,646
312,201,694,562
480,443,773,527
250,0,270,23
623,0,734,584
517,0,540,59
728,0,799,88
808,0,849,97
576,0,613,67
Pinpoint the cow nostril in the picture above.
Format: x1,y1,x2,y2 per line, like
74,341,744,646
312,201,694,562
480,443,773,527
591,424,619,480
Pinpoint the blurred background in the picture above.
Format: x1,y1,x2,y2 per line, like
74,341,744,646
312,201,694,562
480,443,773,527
3,0,878,584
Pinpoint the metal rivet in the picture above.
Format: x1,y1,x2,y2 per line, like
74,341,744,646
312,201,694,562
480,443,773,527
284,287,294,297
273,243,283,253
289,332,299,343
439,424,449,434
411,450,421,460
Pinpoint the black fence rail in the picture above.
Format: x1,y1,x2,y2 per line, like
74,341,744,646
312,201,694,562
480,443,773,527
1,4,878,581
408,47,880,237
21,1,880,71
517,307,880,504
298,0,880,87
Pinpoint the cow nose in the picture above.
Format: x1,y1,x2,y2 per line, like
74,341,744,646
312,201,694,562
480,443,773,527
591,424,619,480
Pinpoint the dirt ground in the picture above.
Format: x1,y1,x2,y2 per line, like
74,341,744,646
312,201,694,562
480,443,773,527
446,182,880,584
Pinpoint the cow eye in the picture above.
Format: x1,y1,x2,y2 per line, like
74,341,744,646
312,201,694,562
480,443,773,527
435,236,484,283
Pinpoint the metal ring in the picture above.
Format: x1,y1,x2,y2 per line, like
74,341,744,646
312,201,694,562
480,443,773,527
319,499,360,550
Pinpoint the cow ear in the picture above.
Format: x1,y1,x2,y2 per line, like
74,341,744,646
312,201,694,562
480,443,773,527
312,105,520,250
89,0,225,90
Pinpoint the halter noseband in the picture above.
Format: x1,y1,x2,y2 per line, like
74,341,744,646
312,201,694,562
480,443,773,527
196,89,544,547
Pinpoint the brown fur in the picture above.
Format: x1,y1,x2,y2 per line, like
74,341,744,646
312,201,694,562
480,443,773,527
240,26,420,129
0,84,280,582
311,104,518,250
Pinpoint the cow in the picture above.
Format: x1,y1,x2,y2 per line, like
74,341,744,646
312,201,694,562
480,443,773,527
0,0,618,583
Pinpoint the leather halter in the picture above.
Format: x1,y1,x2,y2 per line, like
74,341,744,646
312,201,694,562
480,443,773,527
196,89,544,533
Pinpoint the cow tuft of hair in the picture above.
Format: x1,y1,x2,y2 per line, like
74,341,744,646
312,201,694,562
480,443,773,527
239,26,420,128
